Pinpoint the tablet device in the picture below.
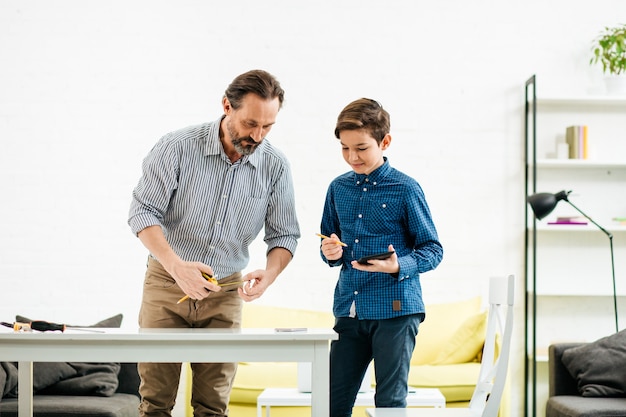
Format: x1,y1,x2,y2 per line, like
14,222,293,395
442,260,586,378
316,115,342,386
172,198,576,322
356,250,395,265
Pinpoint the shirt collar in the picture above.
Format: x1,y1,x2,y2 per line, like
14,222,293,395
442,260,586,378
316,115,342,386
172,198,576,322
353,157,390,185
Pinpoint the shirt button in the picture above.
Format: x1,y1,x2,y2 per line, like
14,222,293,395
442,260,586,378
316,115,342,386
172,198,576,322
363,187,367,192
382,204,386,208
355,239,359,243
358,214,362,218
354,291,358,295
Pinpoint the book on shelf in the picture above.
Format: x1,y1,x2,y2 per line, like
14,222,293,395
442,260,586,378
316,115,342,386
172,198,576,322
547,216,588,225
565,125,588,159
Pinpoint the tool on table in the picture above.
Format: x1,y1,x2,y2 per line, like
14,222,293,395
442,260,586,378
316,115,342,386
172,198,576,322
1,320,104,333
176,273,244,304
315,233,348,247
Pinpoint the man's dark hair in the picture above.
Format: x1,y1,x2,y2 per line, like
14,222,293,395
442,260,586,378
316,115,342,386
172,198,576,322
224,69,285,110
334,98,390,143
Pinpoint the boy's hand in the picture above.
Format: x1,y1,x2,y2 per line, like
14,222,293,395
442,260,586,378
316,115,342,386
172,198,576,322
351,244,399,274
320,233,344,261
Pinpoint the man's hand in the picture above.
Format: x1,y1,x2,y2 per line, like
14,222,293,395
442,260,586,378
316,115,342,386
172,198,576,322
169,260,219,301
137,225,219,301
238,269,269,302
238,247,292,302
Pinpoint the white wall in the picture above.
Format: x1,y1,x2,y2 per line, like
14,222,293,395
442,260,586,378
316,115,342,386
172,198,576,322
1,1,625,416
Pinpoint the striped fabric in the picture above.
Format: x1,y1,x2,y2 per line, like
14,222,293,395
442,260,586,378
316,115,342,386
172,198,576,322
320,158,443,320
128,117,300,279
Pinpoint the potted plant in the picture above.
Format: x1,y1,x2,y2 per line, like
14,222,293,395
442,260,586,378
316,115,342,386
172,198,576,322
590,24,626,95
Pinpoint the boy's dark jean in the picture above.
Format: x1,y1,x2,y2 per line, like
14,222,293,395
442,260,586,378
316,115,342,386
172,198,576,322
330,313,424,417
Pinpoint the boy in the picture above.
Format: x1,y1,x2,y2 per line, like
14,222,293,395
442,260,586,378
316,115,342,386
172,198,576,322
319,98,443,417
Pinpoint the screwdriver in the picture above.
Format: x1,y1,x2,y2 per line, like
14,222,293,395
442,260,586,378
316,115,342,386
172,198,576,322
1,320,65,332
1,320,104,333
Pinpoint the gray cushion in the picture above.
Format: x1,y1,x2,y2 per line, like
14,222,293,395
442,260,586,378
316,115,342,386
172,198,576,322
561,329,626,397
0,394,140,417
38,363,121,397
32,363,78,392
547,396,626,417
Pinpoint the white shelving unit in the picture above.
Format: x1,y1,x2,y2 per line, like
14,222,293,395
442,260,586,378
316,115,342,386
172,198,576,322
524,75,626,417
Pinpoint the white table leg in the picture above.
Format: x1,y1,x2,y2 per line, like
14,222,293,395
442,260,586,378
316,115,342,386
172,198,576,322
310,340,330,417
18,361,33,417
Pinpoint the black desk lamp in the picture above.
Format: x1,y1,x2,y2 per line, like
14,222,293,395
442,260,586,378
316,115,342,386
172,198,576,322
527,190,619,333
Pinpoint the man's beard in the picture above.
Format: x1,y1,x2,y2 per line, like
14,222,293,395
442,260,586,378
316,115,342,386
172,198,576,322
232,136,259,155
227,120,261,156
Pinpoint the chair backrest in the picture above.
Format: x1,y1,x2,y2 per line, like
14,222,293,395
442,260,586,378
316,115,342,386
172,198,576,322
468,275,515,417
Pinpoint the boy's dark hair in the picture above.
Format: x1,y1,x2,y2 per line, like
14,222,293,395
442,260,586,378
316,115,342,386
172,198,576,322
334,98,390,143
224,69,285,110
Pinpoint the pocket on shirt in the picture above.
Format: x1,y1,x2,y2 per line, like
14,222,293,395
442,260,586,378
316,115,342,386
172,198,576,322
367,202,402,235
235,196,267,238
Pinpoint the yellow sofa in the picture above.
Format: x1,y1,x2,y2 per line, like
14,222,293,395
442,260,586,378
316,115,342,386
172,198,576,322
197,296,494,417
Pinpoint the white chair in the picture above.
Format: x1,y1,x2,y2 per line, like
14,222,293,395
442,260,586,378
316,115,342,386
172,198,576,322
366,275,515,417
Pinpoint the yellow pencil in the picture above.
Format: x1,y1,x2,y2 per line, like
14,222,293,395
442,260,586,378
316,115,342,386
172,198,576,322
315,233,348,247
176,274,244,304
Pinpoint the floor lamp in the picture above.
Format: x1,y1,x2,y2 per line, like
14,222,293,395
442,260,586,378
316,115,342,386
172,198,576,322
527,190,619,333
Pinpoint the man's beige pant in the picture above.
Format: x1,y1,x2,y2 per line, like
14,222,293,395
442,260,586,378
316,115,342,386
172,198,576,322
138,257,242,417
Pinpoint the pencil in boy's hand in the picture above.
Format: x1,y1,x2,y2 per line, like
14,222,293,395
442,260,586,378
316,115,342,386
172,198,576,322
315,233,348,247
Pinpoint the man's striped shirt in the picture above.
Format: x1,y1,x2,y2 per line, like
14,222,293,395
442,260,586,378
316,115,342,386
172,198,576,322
128,117,300,279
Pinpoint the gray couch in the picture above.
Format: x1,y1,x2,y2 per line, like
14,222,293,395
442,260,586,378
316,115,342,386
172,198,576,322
0,362,140,417
547,342,626,417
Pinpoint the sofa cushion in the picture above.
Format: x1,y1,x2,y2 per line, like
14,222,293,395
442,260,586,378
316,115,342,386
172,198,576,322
561,329,626,397
232,361,479,405
0,394,140,417
412,297,482,365
231,362,298,404
408,363,481,402
33,363,78,392
547,396,626,417
38,363,122,397
432,311,487,365
241,304,334,329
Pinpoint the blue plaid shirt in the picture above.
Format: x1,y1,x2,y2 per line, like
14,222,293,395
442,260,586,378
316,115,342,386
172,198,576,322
320,158,443,320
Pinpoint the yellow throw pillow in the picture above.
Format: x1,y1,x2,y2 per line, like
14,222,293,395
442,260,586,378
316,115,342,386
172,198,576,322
412,296,482,365
432,310,487,365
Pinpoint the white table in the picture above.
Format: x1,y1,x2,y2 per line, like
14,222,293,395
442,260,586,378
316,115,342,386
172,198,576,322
258,387,445,417
0,327,337,417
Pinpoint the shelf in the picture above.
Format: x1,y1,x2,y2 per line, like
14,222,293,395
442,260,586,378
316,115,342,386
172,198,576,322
534,96,626,107
524,75,626,417
536,224,626,232
535,159,626,169
534,291,626,297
